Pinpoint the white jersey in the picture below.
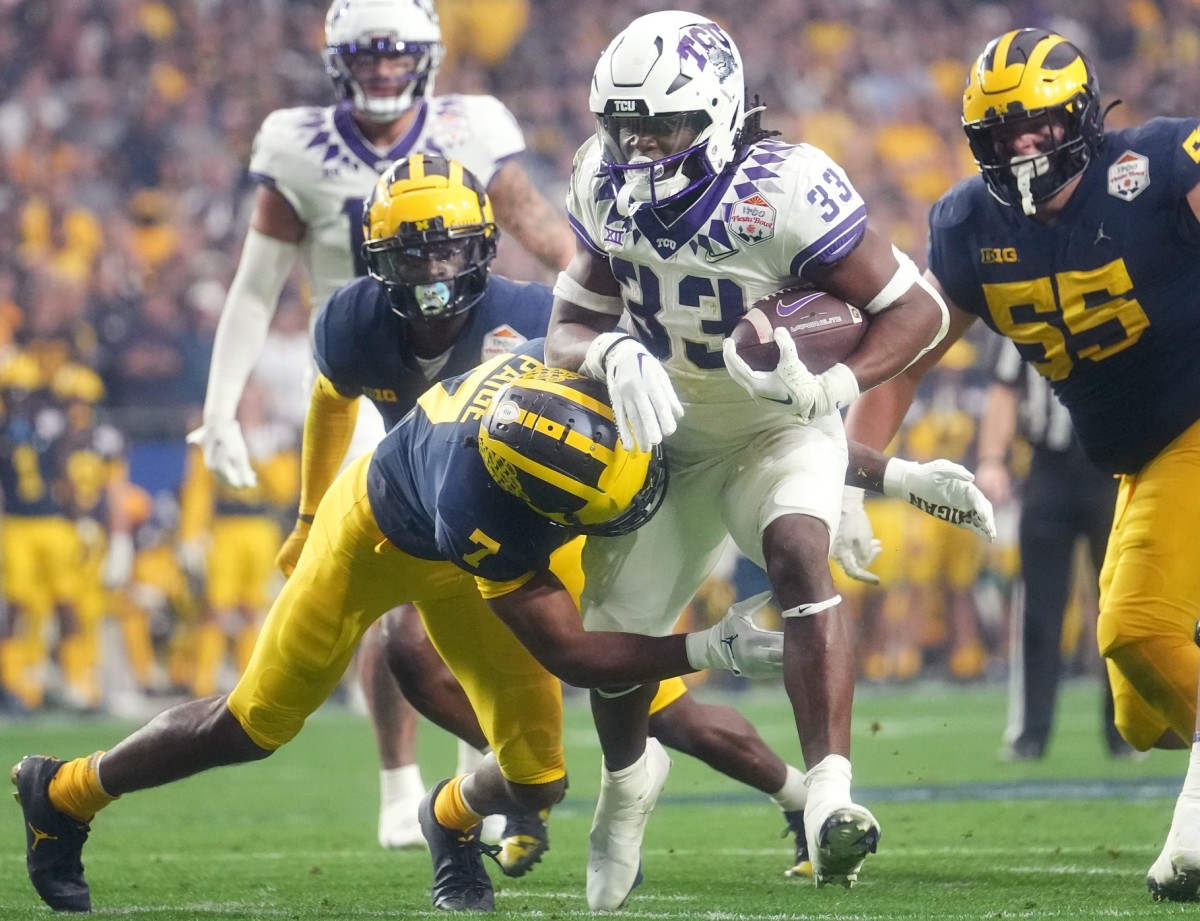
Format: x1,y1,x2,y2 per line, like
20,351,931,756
569,137,859,635
567,135,868,414
249,94,525,311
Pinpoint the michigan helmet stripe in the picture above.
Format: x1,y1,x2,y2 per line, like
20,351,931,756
512,373,616,422
513,408,612,490
484,437,599,505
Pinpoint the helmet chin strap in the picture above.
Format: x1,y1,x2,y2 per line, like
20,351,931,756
1012,155,1050,216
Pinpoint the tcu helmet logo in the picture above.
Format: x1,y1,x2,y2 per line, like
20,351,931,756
678,23,737,83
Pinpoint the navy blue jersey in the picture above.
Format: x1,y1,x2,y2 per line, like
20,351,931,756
367,338,570,585
313,274,554,429
929,117,1200,474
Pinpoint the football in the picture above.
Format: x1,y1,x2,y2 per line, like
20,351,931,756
728,288,867,374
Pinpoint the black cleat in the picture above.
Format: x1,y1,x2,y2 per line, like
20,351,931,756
497,807,550,878
12,756,92,912
419,780,500,911
782,809,813,878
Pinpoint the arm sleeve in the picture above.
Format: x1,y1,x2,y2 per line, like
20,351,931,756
201,228,300,424
298,374,361,518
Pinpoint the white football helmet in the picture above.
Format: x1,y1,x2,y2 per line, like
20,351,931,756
590,11,745,213
323,0,444,123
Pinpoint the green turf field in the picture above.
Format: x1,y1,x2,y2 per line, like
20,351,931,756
1,679,1191,919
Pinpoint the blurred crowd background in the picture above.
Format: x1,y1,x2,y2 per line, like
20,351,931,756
1,0,1198,717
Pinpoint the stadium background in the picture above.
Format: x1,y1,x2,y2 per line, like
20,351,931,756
0,0,1197,714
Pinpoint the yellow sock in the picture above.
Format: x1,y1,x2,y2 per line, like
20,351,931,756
49,751,118,822
433,775,485,832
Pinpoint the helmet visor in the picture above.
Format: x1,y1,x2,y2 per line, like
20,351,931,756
597,111,711,166
364,234,479,286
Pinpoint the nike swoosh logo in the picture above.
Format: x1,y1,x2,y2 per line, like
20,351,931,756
764,394,794,406
704,247,738,264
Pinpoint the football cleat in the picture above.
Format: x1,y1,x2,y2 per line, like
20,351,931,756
782,809,813,879
496,807,550,878
12,756,92,913
807,803,881,889
587,738,671,911
418,780,500,912
1147,797,1200,902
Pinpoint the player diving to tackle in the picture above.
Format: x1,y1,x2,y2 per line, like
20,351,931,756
14,335,993,913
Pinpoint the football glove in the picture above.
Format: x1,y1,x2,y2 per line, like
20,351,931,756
582,332,683,451
883,458,997,541
685,591,784,678
187,418,257,489
722,328,860,424
831,486,883,585
275,518,312,577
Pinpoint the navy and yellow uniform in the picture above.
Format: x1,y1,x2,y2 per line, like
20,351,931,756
929,117,1200,747
314,273,552,429
230,341,577,784
312,274,694,715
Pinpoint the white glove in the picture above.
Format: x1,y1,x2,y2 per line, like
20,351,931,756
187,418,257,489
103,531,135,588
685,591,784,678
722,328,859,424
883,458,997,541
830,486,882,585
582,332,683,451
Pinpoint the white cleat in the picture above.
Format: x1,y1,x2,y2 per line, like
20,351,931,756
480,812,507,843
378,794,428,850
587,738,671,910
805,802,880,889
1148,797,1200,902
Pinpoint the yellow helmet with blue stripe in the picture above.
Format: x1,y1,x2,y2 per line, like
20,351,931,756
478,369,667,537
962,29,1103,212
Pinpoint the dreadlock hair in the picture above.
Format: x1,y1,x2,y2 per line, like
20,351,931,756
739,93,781,149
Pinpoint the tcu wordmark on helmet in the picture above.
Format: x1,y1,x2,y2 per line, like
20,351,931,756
590,10,746,215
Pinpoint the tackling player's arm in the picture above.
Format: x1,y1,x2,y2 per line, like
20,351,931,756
484,569,782,686
486,160,575,273
275,373,361,577
845,439,996,541
844,269,977,451
189,185,304,489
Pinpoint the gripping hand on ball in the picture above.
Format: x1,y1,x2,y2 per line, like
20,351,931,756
723,328,859,423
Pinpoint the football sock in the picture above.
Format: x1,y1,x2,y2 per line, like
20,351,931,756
434,775,484,832
769,764,808,812
804,753,852,814
380,763,425,807
49,751,118,822
1181,738,1200,802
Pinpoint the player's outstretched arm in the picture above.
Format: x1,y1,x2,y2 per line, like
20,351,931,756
486,572,782,688
189,186,302,488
